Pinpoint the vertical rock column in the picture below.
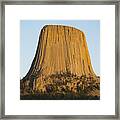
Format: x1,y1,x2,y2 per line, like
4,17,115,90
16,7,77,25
24,25,96,81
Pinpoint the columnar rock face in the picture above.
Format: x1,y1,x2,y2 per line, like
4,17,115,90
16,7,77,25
25,25,95,78
20,25,100,100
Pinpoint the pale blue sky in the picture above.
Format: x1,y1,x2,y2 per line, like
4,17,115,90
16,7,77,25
20,20,100,78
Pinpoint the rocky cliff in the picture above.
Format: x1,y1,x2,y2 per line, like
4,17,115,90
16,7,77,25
20,25,100,100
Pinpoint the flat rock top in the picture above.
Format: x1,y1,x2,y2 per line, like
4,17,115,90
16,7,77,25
42,25,83,34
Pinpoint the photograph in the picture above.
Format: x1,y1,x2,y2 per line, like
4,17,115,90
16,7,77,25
1,1,118,118
20,20,100,100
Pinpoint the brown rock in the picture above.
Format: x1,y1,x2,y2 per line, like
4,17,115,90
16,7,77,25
20,25,100,99
25,25,95,78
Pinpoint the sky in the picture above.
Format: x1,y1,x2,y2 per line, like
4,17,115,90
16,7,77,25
20,20,100,78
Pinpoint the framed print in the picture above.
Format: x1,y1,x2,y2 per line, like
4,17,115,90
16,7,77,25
0,0,120,119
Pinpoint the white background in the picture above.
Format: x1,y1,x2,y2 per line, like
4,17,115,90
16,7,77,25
5,5,115,115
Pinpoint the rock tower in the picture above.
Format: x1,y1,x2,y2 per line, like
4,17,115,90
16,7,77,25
20,25,100,100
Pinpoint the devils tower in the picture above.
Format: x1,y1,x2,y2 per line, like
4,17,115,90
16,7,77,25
20,25,100,100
